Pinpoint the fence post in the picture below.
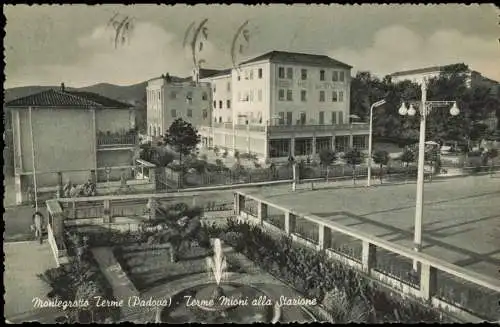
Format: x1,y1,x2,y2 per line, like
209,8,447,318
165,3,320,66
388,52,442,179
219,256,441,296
285,211,296,235
149,168,156,190
233,192,239,214
148,198,157,220
361,240,377,275
420,262,437,301
257,202,267,225
318,225,331,250
103,199,111,223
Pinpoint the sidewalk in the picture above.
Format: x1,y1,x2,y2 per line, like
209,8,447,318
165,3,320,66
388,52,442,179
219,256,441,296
4,241,61,323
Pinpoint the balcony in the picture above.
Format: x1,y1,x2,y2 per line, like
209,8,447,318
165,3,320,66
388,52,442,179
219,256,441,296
97,132,137,149
267,122,369,134
211,122,267,133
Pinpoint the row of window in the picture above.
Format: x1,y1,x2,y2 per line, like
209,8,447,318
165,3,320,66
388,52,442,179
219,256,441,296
213,100,231,109
213,82,231,93
268,135,367,158
278,89,344,102
170,90,209,101
213,116,232,123
236,68,264,81
278,67,346,82
237,89,263,102
276,111,345,125
168,109,208,119
148,89,209,102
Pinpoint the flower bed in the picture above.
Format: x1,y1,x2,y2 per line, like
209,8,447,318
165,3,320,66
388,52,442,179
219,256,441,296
204,218,449,323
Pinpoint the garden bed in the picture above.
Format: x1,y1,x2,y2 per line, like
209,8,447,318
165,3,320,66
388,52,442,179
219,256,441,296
204,219,452,323
37,231,121,323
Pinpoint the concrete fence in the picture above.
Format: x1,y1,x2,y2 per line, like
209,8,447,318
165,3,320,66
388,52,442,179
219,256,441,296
234,191,500,322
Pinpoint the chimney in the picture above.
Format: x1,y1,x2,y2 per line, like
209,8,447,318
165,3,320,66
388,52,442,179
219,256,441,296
61,83,65,92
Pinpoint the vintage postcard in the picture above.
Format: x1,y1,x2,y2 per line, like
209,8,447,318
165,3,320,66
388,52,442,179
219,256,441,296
3,4,500,324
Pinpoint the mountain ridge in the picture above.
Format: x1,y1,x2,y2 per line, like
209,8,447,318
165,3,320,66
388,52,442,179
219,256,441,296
4,81,149,105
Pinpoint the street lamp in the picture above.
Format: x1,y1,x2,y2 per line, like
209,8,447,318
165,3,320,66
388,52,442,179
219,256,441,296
399,78,459,271
367,99,387,187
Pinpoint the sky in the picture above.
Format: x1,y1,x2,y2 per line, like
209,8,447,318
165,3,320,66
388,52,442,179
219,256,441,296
4,4,500,88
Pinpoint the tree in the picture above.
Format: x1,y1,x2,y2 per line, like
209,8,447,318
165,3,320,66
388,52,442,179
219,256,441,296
400,147,416,182
372,150,390,184
152,203,205,262
215,159,225,172
344,148,363,184
319,148,337,182
425,147,440,179
483,148,498,176
163,118,200,172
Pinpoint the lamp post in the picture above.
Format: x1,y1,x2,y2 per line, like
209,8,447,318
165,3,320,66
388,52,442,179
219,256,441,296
367,99,387,187
399,78,460,271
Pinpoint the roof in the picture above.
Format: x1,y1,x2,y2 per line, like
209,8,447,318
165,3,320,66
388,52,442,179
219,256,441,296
239,51,352,69
199,68,230,79
201,69,232,78
4,88,131,109
147,74,191,83
390,64,460,77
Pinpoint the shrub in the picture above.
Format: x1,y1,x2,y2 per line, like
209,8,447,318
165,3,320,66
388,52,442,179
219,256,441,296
207,219,445,323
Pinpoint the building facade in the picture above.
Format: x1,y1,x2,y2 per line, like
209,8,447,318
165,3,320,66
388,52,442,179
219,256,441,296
5,85,137,204
200,51,369,162
202,69,233,125
390,64,500,92
390,64,499,132
146,73,212,140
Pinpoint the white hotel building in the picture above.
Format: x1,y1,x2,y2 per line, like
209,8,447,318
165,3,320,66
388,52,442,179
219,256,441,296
146,73,213,140
199,51,369,162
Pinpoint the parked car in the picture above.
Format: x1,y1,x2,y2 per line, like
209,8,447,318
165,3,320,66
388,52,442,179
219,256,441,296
440,143,453,154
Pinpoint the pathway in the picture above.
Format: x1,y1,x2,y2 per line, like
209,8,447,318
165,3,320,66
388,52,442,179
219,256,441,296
4,241,62,323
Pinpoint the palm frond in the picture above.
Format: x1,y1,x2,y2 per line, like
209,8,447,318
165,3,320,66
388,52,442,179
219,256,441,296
106,12,119,28
182,21,196,49
242,29,250,42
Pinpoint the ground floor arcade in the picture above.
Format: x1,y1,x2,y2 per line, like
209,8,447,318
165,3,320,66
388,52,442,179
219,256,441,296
199,125,369,162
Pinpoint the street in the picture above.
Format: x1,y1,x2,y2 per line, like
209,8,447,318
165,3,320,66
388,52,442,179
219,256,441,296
245,175,500,278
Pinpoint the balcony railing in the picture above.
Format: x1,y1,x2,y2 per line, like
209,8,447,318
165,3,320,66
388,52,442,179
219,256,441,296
268,122,369,133
97,134,137,147
211,123,267,133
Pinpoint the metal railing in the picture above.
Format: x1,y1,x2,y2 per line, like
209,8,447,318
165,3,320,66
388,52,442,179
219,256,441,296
235,191,500,322
267,123,369,133
97,134,137,146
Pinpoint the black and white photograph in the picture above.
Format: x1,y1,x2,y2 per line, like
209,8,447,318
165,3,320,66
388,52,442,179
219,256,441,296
3,3,500,324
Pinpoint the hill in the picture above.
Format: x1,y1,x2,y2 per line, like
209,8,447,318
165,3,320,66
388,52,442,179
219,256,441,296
4,82,147,105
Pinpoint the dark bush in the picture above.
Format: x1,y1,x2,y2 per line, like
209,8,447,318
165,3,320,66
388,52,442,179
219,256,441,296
206,218,445,323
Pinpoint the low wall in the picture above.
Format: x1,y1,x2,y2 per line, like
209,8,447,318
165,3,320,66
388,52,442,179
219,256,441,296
47,224,68,266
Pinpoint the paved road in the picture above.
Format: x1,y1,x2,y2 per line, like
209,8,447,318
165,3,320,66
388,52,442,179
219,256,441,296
245,175,500,279
4,241,62,323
